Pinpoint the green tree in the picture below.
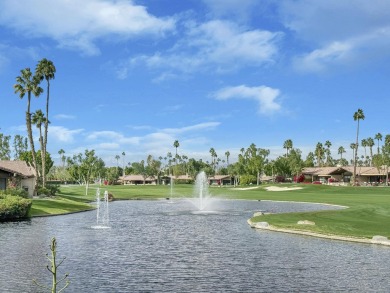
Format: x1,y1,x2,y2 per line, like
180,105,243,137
13,135,28,160
14,67,43,194
0,133,11,160
66,150,101,195
352,109,365,185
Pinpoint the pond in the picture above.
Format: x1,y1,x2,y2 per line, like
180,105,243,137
1,199,389,292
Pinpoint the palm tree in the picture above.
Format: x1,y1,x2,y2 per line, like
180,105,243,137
35,59,56,187
58,149,66,168
32,109,47,186
350,143,357,165
283,139,293,156
225,151,230,166
173,140,180,157
121,152,126,176
14,68,43,194
366,137,375,166
324,140,332,166
315,142,324,167
115,155,120,171
209,148,217,170
353,109,365,185
338,146,346,160
375,133,382,155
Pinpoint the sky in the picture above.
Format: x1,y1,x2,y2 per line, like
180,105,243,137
1,0,390,166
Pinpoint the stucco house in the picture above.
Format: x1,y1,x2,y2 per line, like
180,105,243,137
119,174,158,185
208,175,234,186
302,166,390,185
0,160,36,197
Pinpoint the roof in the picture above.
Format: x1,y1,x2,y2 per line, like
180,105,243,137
302,166,389,176
0,160,36,178
209,175,232,180
120,175,157,181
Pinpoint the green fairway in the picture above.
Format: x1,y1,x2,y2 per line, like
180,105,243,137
31,183,390,239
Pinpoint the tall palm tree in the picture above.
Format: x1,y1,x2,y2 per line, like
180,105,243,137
375,133,382,155
173,140,180,157
121,152,126,176
324,140,332,166
225,151,230,166
338,146,346,160
350,143,357,165
283,139,293,156
115,155,120,171
58,149,66,168
32,109,47,185
366,137,375,166
35,59,56,186
209,148,217,170
14,68,43,194
315,142,324,167
353,109,365,185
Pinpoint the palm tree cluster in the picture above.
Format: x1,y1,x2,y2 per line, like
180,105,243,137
14,59,56,193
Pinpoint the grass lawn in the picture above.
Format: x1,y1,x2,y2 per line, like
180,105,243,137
31,183,390,239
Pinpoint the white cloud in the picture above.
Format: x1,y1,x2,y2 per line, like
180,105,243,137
279,0,390,72
213,85,281,115
87,131,140,144
0,0,176,55
161,122,220,134
54,114,76,120
48,126,84,143
117,20,281,78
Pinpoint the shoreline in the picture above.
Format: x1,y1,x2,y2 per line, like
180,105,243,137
247,219,390,247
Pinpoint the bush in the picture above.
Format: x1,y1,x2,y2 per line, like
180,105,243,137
0,195,32,221
0,187,29,198
240,175,257,185
37,184,60,197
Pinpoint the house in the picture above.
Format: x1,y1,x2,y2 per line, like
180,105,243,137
0,160,36,197
119,175,157,185
208,175,234,186
302,166,390,185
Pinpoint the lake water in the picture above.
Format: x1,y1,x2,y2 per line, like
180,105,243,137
1,199,389,292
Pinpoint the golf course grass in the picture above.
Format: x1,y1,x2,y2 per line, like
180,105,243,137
30,183,390,242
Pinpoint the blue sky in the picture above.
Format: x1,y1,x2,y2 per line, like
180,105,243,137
1,0,390,166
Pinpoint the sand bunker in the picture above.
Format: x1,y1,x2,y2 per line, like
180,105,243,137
265,186,303,191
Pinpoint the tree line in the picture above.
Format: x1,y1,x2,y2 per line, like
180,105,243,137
4,65,390,189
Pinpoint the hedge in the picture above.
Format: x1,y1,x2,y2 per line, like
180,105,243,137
0,194,32,221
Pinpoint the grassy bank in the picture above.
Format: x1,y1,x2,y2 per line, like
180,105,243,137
30,183,390,240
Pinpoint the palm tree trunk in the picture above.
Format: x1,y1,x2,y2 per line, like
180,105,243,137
26,98,39,196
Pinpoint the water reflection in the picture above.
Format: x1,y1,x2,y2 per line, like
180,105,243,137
0,199,389,292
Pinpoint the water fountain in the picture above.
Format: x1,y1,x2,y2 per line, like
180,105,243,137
92,188,110,229
190,171,214,212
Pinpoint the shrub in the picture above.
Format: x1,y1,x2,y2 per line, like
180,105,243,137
0,195,32,221
37,184,60,197
240,174,257,185
0,187,28,198
275,176,286,183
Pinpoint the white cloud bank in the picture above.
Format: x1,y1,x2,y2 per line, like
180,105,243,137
0,0,176,55
279,0,390,72
213,85,281,115
117,19,282,78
